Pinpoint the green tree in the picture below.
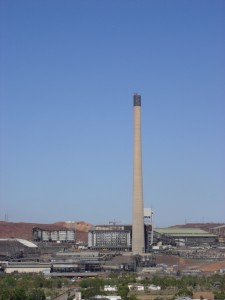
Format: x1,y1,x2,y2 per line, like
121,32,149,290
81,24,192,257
11,287,27,300
79,278,104,290
33,275,46,288
0,275,17,288
127,295,137,300
176,287,193,298
80,286,101,300
118,285,129,299
214,291,225,300
0,289,13,300
27,288,46,300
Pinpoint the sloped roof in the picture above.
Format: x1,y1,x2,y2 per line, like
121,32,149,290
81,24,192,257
211,224,225,230
154,227,216,237
0,238,37,247
33,225,74,231
16,238,38,247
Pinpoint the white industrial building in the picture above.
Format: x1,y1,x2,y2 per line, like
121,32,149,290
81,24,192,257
4,262,51,274
32,226,75,243
88,225,131,251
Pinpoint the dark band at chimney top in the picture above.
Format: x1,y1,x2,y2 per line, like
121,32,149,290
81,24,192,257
133,93,141,106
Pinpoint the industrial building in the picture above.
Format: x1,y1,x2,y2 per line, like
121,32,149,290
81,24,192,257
88,224,217,251
153,227,217,247
209,224,225,242
0,238,39,261
88,225,132,251
4,262,51,274
88,223,153,252
88,203,154,253
32,226,75,243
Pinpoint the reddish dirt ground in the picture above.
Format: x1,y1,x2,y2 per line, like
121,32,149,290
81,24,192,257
0,221,91,242
156,254,225,273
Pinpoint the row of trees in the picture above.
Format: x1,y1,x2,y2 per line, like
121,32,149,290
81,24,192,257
0,274,69,300
141,273,225,291
79,272,225,300
0,272,225,300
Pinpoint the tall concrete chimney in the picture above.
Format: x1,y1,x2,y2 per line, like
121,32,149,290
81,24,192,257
132,93,145,254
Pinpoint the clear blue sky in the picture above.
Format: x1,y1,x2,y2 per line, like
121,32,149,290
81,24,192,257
0,0,225,226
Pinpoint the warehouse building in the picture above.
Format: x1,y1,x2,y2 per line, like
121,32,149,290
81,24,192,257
209,224,225,242
88,225,132,251
88,224,153,252
4,262,51,274
153,227,217,247
0,238,39,260
32,226,75,243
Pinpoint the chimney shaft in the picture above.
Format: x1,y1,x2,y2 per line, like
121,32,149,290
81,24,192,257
132,93,145,254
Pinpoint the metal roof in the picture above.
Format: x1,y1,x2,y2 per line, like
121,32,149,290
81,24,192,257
33,225,74,231
16,239,38,248
0,238,38,247
7,263,51,268
211,224,225,229
154,227,216,237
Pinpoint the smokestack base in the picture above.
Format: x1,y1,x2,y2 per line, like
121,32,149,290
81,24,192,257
133,93,141,106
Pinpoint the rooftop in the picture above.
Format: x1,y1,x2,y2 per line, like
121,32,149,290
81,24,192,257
154,227,216,237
